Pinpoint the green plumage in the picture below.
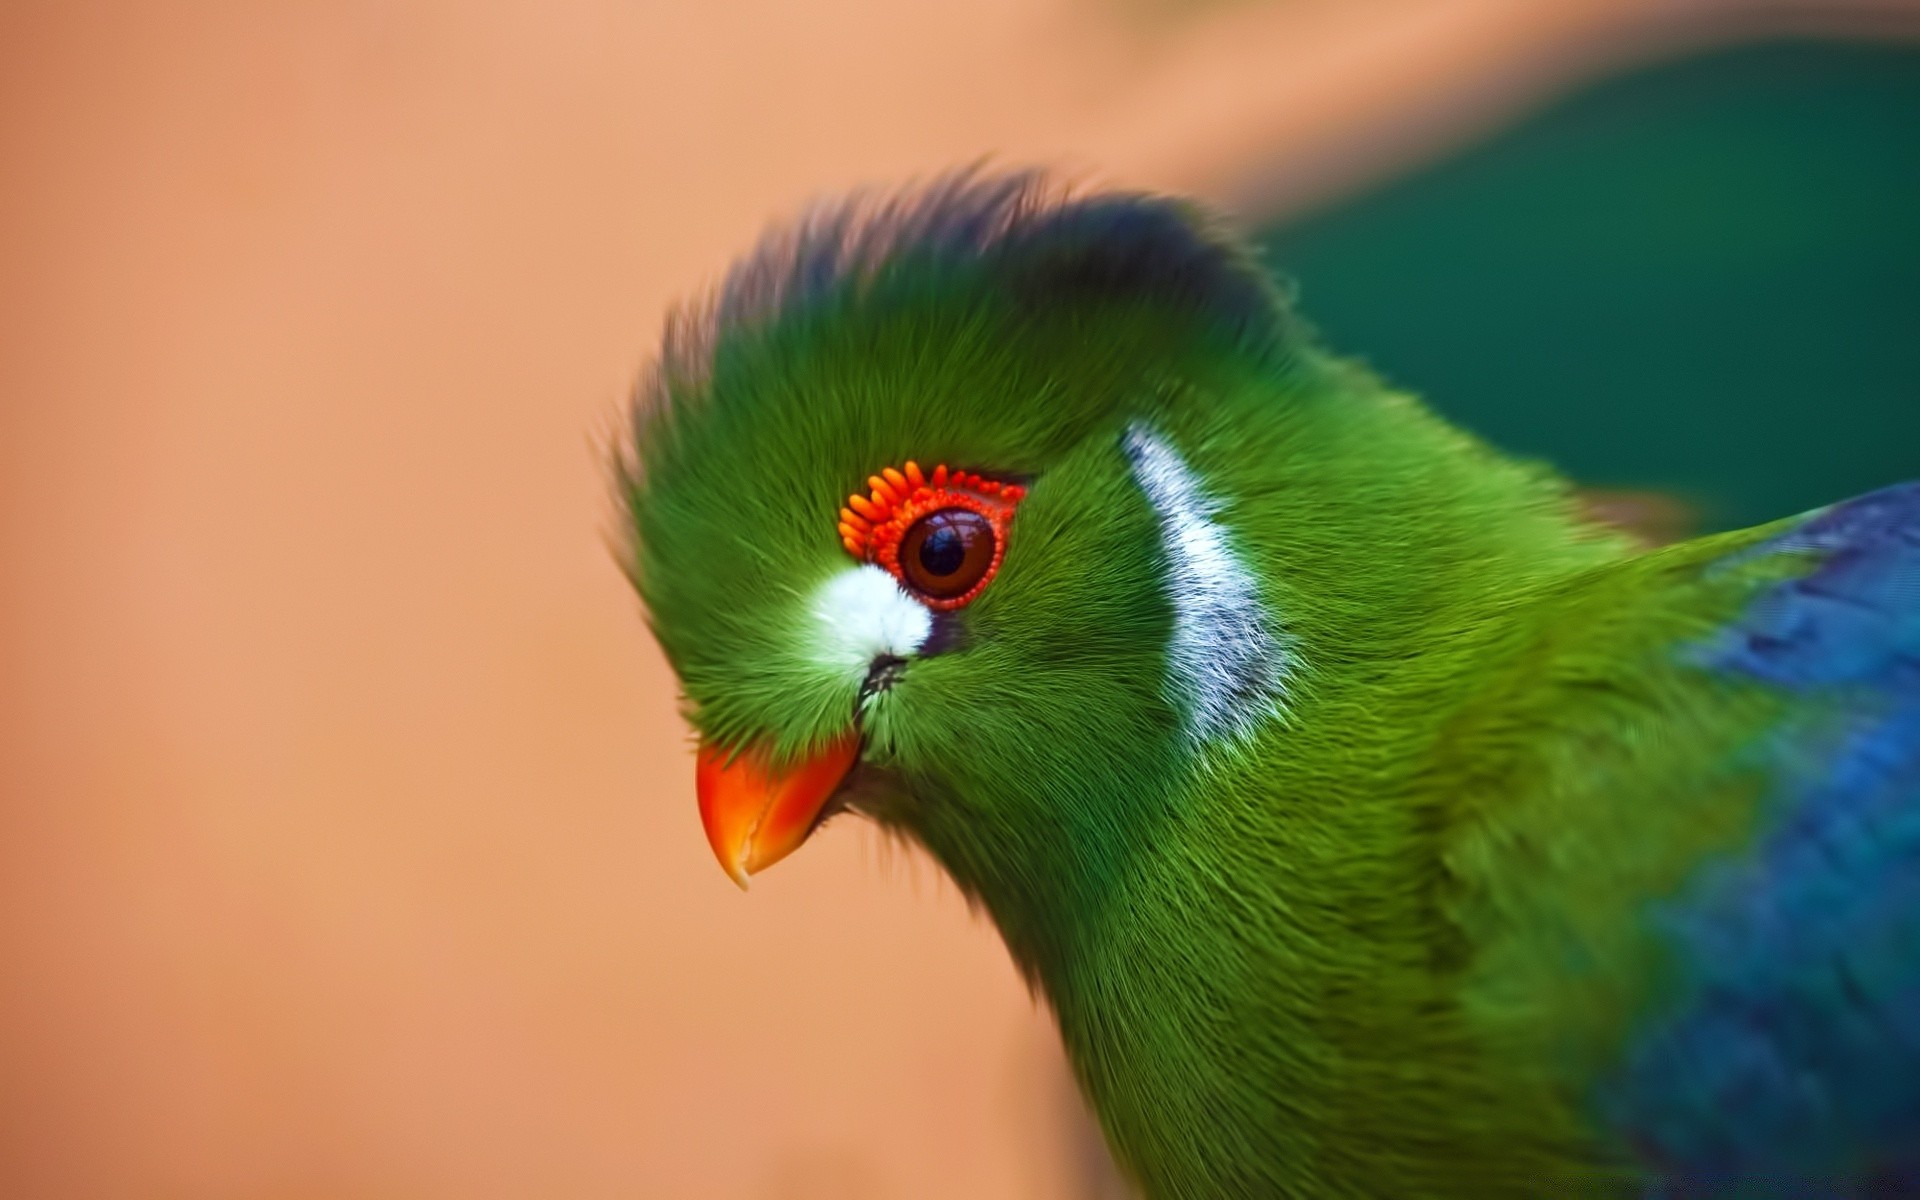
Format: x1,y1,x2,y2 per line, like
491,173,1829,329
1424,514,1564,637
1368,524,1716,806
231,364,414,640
617,173,1920,1195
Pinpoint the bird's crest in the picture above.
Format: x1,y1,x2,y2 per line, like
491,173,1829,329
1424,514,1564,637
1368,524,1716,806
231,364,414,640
645,168,1285,403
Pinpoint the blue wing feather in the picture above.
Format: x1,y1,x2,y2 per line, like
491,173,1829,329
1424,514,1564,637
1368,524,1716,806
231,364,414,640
1597,482,1920,1195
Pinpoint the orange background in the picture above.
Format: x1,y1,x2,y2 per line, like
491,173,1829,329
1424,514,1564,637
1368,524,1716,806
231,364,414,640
3,1,1909,1196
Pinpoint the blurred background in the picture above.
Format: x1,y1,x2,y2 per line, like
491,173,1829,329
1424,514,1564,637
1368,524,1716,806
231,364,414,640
2,1,1916,1196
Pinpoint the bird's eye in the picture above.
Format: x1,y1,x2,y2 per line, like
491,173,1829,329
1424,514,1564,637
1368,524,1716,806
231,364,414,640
836,461,1024,611
900,509,995,599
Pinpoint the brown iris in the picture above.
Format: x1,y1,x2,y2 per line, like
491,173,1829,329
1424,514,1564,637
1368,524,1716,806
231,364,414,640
837,462,1023,610
898,508,996,600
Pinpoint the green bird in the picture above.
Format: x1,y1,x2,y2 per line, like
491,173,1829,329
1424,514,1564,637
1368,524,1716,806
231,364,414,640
615,171,1920,1197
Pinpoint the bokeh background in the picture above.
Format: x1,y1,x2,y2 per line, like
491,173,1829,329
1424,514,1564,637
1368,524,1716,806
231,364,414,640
3,2,1916,1196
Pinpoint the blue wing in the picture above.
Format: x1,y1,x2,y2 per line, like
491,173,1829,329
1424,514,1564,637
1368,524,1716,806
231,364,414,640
1598,482,1920,1195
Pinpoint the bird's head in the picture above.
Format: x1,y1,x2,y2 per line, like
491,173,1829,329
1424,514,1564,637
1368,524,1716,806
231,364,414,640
616,172,1304,951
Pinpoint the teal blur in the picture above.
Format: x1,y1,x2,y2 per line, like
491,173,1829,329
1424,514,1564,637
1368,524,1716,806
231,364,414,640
1259,41,1920,531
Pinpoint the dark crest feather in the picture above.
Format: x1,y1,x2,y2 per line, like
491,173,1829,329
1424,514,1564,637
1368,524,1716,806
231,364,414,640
646,168,1283,401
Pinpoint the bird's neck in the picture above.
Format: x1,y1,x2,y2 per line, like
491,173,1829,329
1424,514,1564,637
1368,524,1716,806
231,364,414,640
987,354,1639,1192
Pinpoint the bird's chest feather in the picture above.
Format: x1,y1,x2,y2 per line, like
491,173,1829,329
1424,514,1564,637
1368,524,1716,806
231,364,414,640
1036,755,1624,1199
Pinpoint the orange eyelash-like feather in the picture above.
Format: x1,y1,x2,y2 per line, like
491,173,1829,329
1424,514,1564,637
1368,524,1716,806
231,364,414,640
837,461,1025,608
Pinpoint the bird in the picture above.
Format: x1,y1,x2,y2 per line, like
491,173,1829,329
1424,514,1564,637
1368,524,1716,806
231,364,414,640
613,170,1920,1197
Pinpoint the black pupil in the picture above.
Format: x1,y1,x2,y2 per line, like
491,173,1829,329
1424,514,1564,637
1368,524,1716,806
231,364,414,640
918,526,966,577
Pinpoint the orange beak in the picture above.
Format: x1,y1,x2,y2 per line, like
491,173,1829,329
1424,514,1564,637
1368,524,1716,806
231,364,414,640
696,733,861,888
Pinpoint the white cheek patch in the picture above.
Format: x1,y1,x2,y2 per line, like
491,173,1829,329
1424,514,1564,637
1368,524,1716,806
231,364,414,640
1122,422,1291,747
809,563,932,679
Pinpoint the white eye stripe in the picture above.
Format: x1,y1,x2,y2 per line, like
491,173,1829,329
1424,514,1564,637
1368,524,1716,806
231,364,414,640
1122,422,1290,747
809,564,932,679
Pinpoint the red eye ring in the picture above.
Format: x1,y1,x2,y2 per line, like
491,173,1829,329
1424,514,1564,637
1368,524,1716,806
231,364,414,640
836,461,1024,610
